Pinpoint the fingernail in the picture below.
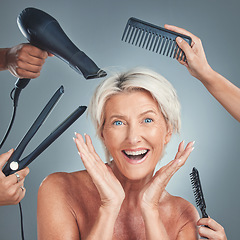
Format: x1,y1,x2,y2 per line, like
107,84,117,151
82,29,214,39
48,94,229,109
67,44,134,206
74,132,77,136
8,149,14,153
176,37,183,43
192,147,195,151
192,141,195,145
73,137,76,142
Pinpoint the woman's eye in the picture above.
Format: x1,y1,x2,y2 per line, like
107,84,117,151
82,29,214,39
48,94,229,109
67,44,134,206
113,120,123,126
144,118,153,123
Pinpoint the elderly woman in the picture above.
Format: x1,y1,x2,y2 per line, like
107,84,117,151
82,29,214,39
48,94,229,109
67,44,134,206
37,67,200,239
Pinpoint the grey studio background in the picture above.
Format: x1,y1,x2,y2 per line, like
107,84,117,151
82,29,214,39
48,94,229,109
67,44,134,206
0,0,239,239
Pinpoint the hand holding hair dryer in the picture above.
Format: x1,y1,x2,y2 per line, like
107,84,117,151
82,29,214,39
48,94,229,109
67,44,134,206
17,7,107,79
0,8,106,149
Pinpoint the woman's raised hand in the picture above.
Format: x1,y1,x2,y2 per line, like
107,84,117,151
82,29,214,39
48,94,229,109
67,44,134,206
140,141,195,213
74,133,125,214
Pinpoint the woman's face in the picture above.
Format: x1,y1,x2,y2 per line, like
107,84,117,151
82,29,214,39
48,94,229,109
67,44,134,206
102,90,172,180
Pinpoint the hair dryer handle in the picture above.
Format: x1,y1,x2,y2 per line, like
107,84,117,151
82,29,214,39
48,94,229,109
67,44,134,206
17,7,107,79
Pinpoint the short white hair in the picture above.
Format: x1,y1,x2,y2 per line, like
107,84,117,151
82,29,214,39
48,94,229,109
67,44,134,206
88,67,181,162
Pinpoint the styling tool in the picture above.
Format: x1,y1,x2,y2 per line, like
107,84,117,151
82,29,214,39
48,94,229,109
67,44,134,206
17,7,107,80
0,7,106,149
121,17,192,61
190,167,208,218
2,85,87,176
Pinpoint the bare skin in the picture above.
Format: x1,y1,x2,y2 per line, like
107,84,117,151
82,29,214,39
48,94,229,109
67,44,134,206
164,24,240,122
38,91,199,240
0,44,50,205
0,149,29,205
197,218,227,240
0,43,53,79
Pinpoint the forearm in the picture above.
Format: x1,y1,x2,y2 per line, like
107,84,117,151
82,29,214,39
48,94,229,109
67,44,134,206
199,69,240,122
0,48,9,70
85,206,119,240
142,209,170,240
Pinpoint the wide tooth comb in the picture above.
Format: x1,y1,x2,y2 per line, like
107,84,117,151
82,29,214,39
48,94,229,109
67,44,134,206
122,17,192,61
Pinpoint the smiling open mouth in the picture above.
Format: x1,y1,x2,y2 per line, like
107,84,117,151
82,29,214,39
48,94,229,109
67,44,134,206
122,149,149,160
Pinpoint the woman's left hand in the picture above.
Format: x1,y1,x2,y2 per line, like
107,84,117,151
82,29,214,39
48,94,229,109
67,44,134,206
140,141,195,213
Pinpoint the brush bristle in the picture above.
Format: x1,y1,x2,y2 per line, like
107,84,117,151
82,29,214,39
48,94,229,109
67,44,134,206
190,167,206,208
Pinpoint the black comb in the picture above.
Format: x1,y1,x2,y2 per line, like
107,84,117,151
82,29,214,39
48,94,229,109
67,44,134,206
121,17,192,62
190,167,208,218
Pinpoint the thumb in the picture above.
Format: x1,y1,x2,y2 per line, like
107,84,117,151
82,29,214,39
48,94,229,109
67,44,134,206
0,149,14,170
176,37,193,60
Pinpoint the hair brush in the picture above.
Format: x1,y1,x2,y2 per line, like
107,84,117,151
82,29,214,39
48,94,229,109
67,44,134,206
121,17,192,61
190,167,209,218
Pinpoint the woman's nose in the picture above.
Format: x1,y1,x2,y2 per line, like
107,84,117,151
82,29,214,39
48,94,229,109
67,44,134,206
126,124,142,145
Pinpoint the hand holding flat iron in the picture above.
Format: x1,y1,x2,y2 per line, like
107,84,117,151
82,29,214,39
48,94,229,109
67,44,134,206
0,149,29,206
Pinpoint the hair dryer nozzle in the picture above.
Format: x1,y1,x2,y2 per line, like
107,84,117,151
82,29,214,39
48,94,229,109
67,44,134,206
17,7,106,80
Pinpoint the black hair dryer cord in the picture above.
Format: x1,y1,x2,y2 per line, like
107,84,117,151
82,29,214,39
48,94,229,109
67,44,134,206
0,78,30,149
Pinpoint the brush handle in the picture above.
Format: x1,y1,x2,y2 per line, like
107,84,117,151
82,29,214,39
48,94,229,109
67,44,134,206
201,208,208,219
201,208,210,239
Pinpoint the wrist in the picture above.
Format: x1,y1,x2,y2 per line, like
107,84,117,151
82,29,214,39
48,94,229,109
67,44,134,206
195,64,216,85
0,48,9,70
141,204,160,220
99,204,121,220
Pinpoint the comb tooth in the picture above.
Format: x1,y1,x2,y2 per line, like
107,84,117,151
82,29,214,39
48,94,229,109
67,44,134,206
173,44,179,59
135,28,142,46
159,37,167,54
128,27,136,44
162,38,170,56
170,42,177,58
142,31,150,48
148,33,156,51
166,39,173,57
177,48,182,60
156,35,163,53
121,23,129,41
180,49,184,61
152,35,160,52
145,32,153,50
138,30,146,47
122,24,132,42
131,27,139,45
182,51,187,62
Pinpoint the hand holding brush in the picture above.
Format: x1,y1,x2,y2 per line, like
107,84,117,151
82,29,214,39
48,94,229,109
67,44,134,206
190,167,227,239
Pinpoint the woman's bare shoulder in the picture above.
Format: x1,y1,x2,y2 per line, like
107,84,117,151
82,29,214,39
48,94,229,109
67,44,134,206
38,170,95,199
161,191,199,221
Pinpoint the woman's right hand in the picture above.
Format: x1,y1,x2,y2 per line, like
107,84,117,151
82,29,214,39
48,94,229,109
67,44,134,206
74,133,125,215
197,217,227,240
0,149,29,206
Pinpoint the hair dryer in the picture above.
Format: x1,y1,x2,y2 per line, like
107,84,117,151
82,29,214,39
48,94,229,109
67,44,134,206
0,7,107,149
17,7,107,79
